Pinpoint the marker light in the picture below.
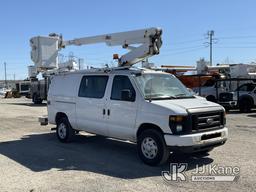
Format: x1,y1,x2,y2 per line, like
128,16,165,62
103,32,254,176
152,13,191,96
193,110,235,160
113,54,119,59
169,115,185,122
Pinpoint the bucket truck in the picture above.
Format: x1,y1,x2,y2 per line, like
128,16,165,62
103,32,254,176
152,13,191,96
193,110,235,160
30,27,162,71
28,27,162,104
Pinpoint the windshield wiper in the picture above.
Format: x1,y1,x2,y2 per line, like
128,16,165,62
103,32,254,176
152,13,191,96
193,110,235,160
174,93,194,98
145,96,177,100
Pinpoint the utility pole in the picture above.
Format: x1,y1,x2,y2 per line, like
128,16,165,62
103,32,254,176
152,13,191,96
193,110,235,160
78,58,81,70
78,58,84,70
13,74,16,81
207,30,216,66
4,62,7,88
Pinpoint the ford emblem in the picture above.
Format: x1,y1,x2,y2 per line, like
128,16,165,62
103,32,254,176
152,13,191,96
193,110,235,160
206,118,214,125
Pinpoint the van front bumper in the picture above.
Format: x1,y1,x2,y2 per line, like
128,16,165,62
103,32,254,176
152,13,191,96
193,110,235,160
164,127,228,153
218,101,237,108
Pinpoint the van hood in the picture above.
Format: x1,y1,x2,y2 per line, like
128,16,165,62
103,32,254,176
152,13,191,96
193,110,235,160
151,98,222,112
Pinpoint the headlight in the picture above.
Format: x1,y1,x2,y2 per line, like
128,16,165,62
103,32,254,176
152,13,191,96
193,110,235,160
176,125,183,132
169,115,187,134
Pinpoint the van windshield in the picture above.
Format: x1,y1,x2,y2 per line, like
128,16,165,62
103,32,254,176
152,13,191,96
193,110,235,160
134,73,194,100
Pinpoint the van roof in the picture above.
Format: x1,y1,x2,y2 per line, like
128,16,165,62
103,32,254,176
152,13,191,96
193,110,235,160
55,67,167,76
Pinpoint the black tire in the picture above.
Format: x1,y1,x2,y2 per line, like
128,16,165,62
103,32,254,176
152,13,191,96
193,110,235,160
137,129,170,166
32,94,42,104
239,99,252,113
56,117,75,142
224,106,230,112
36,99,43,104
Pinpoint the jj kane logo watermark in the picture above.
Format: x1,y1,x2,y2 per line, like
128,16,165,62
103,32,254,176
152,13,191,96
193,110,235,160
162,163,240,182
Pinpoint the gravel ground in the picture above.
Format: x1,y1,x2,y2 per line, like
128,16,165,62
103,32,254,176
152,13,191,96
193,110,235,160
0,97,255,192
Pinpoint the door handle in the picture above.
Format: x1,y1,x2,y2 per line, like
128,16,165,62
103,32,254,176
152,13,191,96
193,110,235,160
107,109,110,116
103,109,106,115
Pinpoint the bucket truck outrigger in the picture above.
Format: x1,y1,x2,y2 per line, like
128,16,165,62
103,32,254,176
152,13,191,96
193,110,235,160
32,27,227,166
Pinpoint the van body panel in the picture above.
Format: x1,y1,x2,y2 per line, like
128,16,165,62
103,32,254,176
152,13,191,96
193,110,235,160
47,73,80,128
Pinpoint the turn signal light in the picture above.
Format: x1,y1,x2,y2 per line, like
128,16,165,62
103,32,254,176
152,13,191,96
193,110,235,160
169,115,185,122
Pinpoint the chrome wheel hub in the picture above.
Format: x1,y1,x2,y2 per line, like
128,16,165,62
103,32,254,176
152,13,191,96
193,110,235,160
58,123,67,139
141,137,158,159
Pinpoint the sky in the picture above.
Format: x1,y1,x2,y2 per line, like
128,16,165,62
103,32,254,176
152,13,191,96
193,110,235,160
1,0,256,80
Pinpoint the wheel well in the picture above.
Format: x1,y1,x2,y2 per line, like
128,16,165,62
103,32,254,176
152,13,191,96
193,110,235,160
136,123,163,138
55,112,68,124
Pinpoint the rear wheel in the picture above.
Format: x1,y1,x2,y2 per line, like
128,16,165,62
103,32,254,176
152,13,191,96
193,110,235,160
137,129,170,166
32,94,42,104
56,117,75,142
239,99,252,113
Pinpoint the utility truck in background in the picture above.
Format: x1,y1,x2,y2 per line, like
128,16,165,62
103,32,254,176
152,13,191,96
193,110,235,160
161,59,256,103
28,58,79,104
31,27,228,165
161,59,230,102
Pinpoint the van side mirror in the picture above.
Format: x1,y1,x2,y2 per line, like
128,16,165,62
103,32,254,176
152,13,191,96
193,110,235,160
121,89,135,101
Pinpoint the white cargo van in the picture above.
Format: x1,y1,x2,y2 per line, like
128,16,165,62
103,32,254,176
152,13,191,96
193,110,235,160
45,67,228,165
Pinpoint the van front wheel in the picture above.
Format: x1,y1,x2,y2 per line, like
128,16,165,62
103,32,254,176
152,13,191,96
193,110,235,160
137,129,170,166
56,117,75,142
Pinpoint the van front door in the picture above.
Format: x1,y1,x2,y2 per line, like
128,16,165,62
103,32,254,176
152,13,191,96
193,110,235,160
106,75,138,140
76,75,109,136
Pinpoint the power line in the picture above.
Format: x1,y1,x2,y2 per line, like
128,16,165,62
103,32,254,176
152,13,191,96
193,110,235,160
218,35,256,40
215,46,256,48
171,38,205,45
217,42,256,45
161,47,206,56
162,45,205,52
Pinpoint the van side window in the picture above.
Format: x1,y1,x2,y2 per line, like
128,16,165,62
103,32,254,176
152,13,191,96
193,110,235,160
78,76,108,98
111,75,136,102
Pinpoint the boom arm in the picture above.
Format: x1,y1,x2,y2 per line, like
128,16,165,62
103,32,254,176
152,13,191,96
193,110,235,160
30,27,162,71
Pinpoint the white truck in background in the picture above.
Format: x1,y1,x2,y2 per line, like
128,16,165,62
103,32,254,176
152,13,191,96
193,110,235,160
28,57,79,104
161,60,256,103
31,28,228,165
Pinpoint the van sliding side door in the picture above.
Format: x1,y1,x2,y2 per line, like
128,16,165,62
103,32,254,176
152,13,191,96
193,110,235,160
76,75,109,136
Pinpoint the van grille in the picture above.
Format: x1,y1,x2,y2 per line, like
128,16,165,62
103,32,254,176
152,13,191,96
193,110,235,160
191,111,224,132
